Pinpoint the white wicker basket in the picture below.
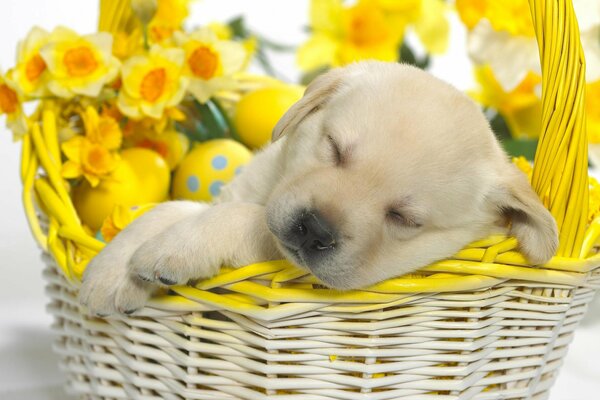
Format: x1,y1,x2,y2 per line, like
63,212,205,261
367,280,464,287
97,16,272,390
43,252,600,399
21,0,600,398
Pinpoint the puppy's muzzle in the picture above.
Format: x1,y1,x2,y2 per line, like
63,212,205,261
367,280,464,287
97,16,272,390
285,210,337,256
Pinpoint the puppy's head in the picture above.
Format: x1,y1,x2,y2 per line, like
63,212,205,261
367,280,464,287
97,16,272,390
265,62,557,289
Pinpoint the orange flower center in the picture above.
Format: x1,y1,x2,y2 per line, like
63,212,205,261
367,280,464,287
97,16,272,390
25,53,47,82
63,46,98,77
0,84,18,114
84,145,113,174
188,46,219,80
348,6,389,47
140,68,167,102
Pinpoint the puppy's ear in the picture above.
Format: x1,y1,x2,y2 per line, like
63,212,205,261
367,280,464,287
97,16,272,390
488,165,558,264
272,68,347,141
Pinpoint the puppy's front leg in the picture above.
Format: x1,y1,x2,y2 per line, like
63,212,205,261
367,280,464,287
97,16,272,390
80,201,208,316
114,202,281,314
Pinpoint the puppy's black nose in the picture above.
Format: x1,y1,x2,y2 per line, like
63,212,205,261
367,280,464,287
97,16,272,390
294,211,336,252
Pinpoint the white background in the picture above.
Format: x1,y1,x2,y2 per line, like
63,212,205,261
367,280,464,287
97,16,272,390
0,1,599,399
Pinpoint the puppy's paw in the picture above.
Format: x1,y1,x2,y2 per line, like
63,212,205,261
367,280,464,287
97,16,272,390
126,229,220,289
78,201,207,316
79,238,140,317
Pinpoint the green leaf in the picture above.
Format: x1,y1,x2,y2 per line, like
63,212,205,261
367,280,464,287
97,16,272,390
501,138,538,160
489,110,512,141
398,41,430,70
228,16,249,39
176,99,233,143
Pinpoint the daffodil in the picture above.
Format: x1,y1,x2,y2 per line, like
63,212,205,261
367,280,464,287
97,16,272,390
81,105,122,150
135,129,190,169
297,0,449,71
9,26,50,98
471,65,541,139
457,0,599,91
100,203,155,242
0,72,28,139
174,28,246,103
61,136,120,187
61,106,123,186
112,30,144,60
117,45,188,119
149,0,191,42
40,27,120,98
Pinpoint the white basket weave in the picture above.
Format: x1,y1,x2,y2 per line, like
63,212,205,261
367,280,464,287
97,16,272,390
43,250,600,399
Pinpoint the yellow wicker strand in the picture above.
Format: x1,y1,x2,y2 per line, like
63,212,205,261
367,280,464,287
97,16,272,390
48,217,71,280
30,124,74,214
34,178,79,229
42,109,61,169
421,259,586,286
530,0,587,258
57,226,105,253
21,153,47,250
580,218,600,258
20,134,32,184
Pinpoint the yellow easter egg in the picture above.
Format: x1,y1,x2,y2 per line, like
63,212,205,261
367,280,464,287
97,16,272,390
172,139,252,201
233,85,305,149
73,148,170,230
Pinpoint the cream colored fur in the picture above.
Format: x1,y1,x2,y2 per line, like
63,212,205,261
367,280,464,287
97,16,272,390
80,62,558,316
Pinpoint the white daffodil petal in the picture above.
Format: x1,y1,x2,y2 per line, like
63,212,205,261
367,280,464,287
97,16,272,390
468,20,540,91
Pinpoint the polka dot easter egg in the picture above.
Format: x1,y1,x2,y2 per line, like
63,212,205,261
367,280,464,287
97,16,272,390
172,139,253,201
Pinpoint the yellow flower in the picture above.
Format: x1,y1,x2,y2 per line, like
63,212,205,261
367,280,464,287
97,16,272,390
175,28,246,103
297,0,448,71
10,26,51,98
456,0,535,37
512,156,533,180
149,0,191,42
458,0,599,90
0,73,28,139
40,27,120,98
135,129,190,170
208,22,233,40
81,106,122,150
61,106,123,186
112,30,144,60
471,65,541,139
100,203,155,242
61,136,121,187
117,45,188,119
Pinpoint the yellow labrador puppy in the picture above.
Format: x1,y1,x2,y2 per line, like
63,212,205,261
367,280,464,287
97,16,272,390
80,61,558,316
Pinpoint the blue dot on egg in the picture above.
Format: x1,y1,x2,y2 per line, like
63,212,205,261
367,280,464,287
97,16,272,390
187,175,200,193
211,155,228,170
209,180,224,197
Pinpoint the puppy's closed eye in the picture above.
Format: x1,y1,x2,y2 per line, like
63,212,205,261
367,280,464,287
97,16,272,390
386,209,422,228
327,135,344,166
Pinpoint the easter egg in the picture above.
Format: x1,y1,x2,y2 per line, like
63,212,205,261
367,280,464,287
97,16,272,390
233,85,305,149
73,148,170,230
172,139,252,201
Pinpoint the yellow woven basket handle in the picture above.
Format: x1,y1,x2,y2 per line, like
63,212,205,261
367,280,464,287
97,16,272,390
98,0,137,34
529,0,588,258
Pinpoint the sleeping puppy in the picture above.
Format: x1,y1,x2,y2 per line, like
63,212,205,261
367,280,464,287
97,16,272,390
80,61,558,316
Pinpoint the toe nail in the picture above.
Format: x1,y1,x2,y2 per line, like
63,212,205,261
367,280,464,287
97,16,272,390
159,276,177,285
138,274,153,282
95,312,109,318
123,309,137,315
